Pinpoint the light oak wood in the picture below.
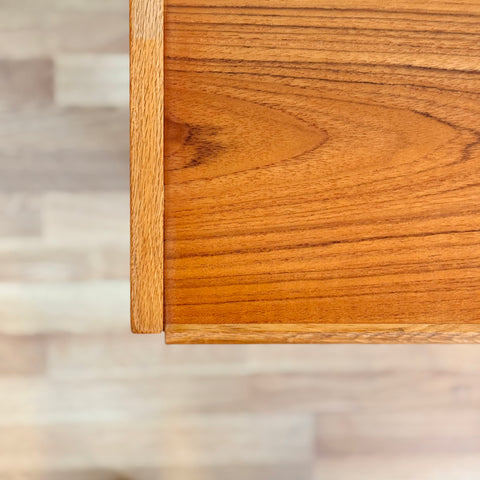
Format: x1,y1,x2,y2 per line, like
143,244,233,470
315,411,480,455
0,0,128,59
0,108,128,192
0,59,52,107
160,0,480,343
130,0,164,333
55,54,129,107
313,456,480,480
0,416,311,469
0,335,45,375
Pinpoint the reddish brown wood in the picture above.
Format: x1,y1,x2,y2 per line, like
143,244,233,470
132,0,480,342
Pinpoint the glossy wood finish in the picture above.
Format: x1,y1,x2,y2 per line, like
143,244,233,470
163,0,480,343
130,0,164,333
5,2,480,475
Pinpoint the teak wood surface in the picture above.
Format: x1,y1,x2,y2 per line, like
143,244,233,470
131,0,164,333
131,0,480,343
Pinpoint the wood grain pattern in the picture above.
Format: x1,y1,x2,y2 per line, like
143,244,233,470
130,0,164,333
6,2,480,473
163,0,480,342
166,324,480,344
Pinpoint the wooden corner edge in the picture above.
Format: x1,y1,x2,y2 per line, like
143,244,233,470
130,0,165,333
165,323,480,344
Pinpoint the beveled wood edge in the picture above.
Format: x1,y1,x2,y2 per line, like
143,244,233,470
165,323,480,344
130,0,164,333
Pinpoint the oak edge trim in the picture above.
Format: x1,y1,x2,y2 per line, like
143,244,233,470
130,0,165,333
165,323,480,344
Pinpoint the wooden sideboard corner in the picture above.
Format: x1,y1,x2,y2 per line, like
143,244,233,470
131,0,480,343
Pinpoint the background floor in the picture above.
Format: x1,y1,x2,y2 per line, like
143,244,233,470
1,1,480,479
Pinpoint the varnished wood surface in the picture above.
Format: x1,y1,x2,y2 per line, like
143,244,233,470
164,0,480,342
166,323,480,344
130,0,164,333
5,3,480,477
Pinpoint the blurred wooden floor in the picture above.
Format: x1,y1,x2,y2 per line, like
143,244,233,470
1,1,480,479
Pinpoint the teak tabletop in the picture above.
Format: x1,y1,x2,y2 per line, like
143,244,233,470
130,0,480,343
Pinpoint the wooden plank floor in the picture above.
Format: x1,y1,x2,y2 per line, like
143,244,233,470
1,0,480,478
